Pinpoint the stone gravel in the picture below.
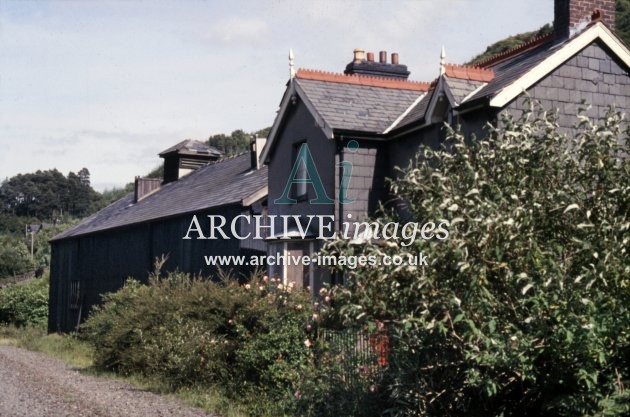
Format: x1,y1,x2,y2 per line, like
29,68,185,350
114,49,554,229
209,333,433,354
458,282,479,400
0,345,216,417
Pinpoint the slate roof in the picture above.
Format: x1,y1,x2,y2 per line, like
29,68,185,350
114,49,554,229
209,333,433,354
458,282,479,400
291,35,563,132
267,23,626,146
445,77,487,105
52,153,267,241
465,36,559,103
395,88,434,128
159,139,223,157
295,71,427,133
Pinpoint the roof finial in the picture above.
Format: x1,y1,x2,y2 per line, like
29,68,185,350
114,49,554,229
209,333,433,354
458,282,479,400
289,48,296,80
440,45,446,76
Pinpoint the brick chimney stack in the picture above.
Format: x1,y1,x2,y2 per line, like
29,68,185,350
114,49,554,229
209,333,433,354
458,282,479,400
344,49,410,79
555,0,616,39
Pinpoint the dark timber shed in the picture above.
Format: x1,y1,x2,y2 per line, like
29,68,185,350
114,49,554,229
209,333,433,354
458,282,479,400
48,148,268,333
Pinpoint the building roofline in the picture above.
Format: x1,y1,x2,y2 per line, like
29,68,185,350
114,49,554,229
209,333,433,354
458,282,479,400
158,139,222,157
260,79,336,164
489,22,630,108
51,153,268,242
383,92,428,134
49,199,252,243
296,68,431,91
476,32,555,68
443,64,494,82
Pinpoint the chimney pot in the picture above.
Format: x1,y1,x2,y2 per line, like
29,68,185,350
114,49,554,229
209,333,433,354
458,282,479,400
251,136,267,170
345,50,409,79
353,48,365,63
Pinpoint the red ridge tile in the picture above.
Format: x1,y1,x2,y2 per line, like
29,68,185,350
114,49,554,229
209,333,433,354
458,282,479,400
476,32,554,68
444,64,495,82
296,69,431,91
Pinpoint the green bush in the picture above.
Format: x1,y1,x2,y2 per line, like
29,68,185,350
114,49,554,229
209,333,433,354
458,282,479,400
0,274,49,327
82,271,317,415
294,327,390,417
322,103,630,416
0,236,34,278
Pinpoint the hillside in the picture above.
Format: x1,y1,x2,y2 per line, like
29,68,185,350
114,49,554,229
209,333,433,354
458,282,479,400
467,1,630,65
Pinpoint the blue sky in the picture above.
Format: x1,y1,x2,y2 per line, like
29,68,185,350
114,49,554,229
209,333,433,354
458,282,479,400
0,0,551,191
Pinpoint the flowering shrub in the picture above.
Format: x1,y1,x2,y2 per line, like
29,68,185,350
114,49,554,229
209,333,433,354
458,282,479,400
321,102,630,416
82,271,318,414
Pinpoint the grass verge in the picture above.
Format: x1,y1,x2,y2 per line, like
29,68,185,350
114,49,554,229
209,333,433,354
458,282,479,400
0,325,92,368
0,325,249,417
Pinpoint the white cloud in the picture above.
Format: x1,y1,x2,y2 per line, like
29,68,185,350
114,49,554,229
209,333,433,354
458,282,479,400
0,0,554,190
204,16,271,43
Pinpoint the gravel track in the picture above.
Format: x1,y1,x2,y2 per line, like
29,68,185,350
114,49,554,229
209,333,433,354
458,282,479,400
0,345,216,417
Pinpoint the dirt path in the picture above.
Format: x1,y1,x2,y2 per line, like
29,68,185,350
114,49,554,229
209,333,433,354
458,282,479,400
0,345,216,417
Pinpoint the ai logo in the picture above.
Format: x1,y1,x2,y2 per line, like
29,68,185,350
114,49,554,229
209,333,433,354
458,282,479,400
274,140,359,205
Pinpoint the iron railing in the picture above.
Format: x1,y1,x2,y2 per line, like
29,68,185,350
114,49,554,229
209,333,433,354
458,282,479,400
317,328,389,386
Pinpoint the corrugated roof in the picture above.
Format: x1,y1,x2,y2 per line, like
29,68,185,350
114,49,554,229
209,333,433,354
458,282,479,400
296,77,423,133
52,153,267,241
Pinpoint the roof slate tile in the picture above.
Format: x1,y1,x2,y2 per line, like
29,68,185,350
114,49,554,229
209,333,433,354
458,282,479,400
296,78,423,133
52,153,267,241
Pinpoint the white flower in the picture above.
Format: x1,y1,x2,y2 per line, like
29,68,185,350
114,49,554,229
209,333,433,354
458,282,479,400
304,339,311,348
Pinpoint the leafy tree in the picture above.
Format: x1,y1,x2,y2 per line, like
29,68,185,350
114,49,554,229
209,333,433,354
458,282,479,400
66,170,100,217
322,102,630,416
77,167,91,187
146,164,164,179
0,214,40,236
31,222,78,269
617,0,630,45
0,169,101,220
0,235,34,278
207,127,271,156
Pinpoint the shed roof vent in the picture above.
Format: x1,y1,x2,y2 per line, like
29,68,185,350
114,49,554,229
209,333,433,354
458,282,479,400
158,139,223,183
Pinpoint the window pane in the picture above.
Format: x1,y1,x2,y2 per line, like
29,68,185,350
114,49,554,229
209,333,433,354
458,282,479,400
296,156,307,197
